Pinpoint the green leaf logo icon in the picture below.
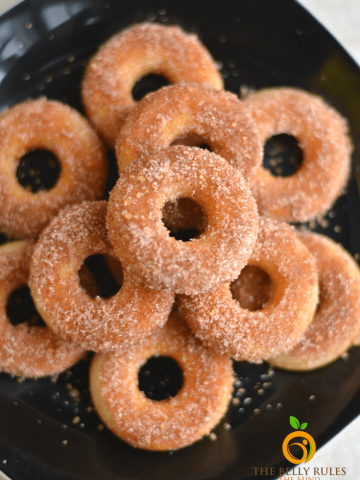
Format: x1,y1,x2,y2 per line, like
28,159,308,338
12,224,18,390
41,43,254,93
289,416,300,429
300,423,308,430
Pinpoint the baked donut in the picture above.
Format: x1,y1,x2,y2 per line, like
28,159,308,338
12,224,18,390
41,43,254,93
107,146,258,295
270,232,360,370
243,87,352,222
82,23,223,147
90,312,233,451
178,217,319,362
0,241,84,378
116,83,262,182
29,201,174,352
0,98,108,239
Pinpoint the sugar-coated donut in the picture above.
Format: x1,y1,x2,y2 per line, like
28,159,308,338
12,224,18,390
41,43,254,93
107,146,258,295
29,201,174,352
0,98,108,239
116,83,262,182
0,241,84,378
90,312,233,451
270,232,360,370
82,23,223,147
178,217,319,362
243,87,352,222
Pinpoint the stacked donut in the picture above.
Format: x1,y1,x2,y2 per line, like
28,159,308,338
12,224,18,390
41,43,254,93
0,21,360,452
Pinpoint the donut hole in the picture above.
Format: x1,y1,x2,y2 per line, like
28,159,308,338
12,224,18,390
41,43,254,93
0,233,8,246
263,134,303,177
132,74,170,101
231,265,273,311
170,133,212,151
16,149,61,192
315,285,324,314
138,356,183,401
7,285,46,327
79,254,123,298
162,197,207,242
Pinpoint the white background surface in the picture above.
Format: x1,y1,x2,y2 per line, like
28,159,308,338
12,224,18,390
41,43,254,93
0,0,359,479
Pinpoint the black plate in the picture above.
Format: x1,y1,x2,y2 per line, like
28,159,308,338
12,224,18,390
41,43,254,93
1,1,360,479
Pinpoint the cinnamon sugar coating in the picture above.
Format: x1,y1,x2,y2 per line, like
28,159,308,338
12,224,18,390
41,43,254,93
107,146,259,295
116,83,262,182
178,218,319,362
90,313,233,451
29,201,174,352
0,98,108,239
82,23,223,147
0,241,84,378
243,88,352,222
270,232,360,370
